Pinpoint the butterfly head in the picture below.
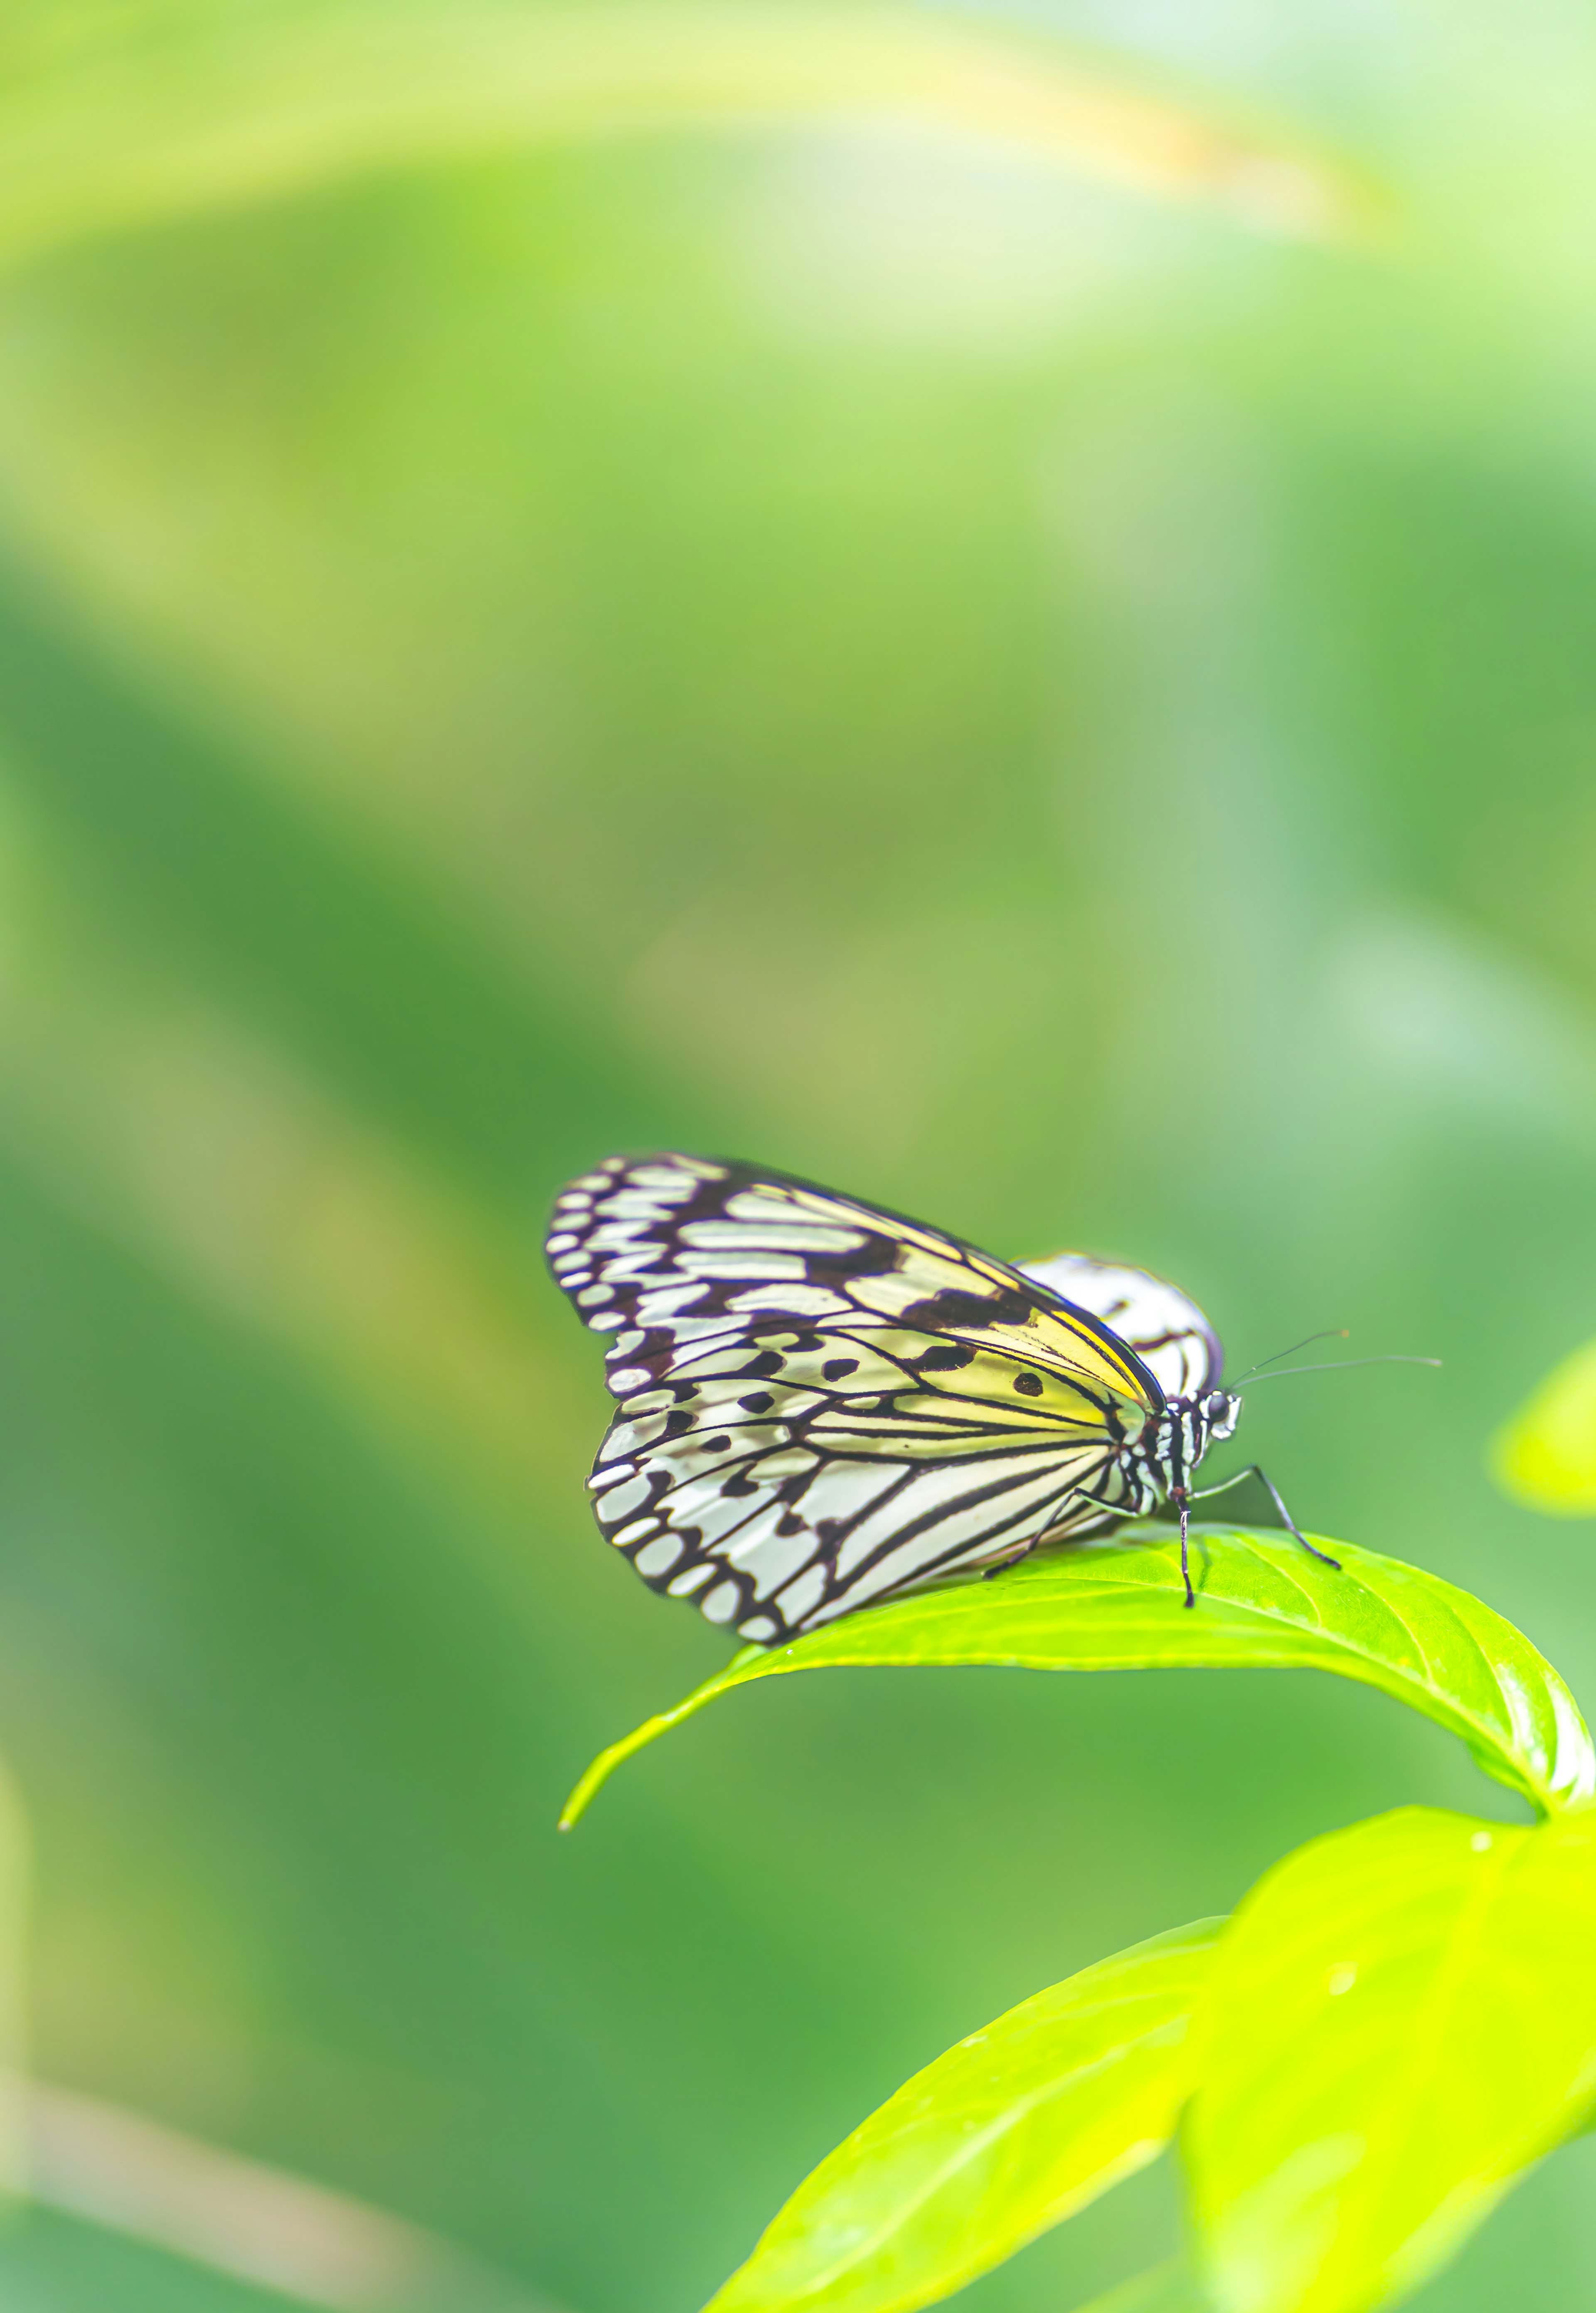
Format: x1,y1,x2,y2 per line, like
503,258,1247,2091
1201,1387,1240,1442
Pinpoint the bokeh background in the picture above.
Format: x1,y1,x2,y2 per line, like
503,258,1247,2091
3,4,1596,2308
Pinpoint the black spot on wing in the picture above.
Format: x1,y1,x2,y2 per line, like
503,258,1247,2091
903,1286,1036,1331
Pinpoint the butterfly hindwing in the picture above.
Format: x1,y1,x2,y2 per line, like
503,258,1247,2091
548,1155,1165,1641
1016,1252,1223,1401
588,1320,1153,1639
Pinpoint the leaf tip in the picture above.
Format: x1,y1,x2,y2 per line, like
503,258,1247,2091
557,1682,732,1829
557,1735,638,1830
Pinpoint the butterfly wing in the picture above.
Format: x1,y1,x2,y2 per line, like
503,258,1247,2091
1016,1251,1223,1400
547,1155,1163,1641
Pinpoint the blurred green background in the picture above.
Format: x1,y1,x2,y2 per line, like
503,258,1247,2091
3,4,1596,2309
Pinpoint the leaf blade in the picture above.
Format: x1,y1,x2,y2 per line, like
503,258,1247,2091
1069,2264,1212,2313
704,1918,1223,2313
1492,1333,1596,1514
561,1526,1594,1825
1187,1805,1596,2313
0,3,1367,274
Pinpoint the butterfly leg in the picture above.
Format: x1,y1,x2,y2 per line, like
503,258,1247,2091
979,1490,1127,1580
981,1538,1039,1580
1188,1466,1342,1571
1168,1488,1196,1608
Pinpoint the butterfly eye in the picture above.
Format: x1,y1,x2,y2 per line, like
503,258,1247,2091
1204,1389,1239,1435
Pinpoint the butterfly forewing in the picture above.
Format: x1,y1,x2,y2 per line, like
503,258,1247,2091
547,1155,1163,1641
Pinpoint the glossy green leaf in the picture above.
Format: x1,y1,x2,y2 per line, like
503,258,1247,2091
1187,1805,1596,2313
1492,1334,1596,1515
562,1526,1594,1826
704,1918,1222,2313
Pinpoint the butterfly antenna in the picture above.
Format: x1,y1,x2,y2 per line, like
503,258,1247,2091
1231,1329,1348,1386
1245,1355,1441,1382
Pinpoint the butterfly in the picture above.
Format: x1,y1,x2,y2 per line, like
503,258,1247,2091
546,1154,1335,1643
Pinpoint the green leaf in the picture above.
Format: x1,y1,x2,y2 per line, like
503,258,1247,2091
560,1526,1594,1826
0,1754,27,2204
0,555,671,1204
1187,1805,1596,2313
0,3,1364,275
1492,1334,1596,1515
1070,2263,1212,2313
703,1918,1222,2313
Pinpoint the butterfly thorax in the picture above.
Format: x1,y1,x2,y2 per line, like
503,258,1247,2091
1116,1389,1241,1516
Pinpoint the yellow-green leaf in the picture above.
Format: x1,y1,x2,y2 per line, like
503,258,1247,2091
561,1526,1594,1827
705,1918,1222,2313
1492,1335,1596,1514
0,3,1367,275
1187,1806,1596,2313
1070,2264,1211,2313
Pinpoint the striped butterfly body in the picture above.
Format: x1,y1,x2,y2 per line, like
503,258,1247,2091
546,1154,1261,1642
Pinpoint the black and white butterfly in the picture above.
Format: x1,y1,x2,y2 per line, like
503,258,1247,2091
546,1154,1334,1644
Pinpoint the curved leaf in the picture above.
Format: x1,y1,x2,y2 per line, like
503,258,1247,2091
704,1917,1222,2313
1492,1334,1596,1514
1187,1804,1596,2313
0,4,1365,274
1071,2265,1211,2313
561,1525,1594,1826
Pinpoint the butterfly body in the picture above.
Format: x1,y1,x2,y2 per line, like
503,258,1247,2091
546,1153,1258,1640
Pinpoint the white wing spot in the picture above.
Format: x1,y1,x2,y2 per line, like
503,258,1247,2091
628,1165,706,1192
727,1286,851,1317
636,1534,684,1575
595,1475,650,1522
